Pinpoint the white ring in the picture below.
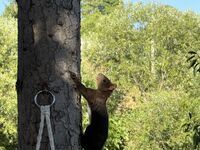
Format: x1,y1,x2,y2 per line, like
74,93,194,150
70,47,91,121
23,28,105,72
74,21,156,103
34,90,55,107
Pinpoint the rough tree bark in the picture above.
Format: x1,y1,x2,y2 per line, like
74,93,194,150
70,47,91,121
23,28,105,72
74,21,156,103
17,0,81,149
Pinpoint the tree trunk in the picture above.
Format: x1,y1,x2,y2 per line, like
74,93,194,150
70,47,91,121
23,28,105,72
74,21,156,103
17,0,81,149
150,40,156,79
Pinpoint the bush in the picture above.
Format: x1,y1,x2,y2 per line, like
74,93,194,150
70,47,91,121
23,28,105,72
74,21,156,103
125,91,200,150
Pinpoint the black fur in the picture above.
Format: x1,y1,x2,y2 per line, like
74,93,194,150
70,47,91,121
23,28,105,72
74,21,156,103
82,110,108,150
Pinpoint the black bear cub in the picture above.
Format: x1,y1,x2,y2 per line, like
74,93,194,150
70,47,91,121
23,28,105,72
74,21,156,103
69,71,117,150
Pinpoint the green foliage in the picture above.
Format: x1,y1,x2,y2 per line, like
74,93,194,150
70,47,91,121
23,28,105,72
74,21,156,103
82,0,122,16
2,1,17,18
124,91,200,150
81,0,123,35
81,1,200,150
0,16,17,149
0,1,200,149
82,3,200,95
104,113,129,150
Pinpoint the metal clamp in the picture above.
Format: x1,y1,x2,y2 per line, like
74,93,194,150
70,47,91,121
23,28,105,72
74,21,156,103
34,90,55,107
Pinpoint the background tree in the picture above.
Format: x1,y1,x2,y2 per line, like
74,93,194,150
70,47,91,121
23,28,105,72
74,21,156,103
2,1,17,18
17,0,81,149
82,2,200,95
81,2,200,149
0,15,17,150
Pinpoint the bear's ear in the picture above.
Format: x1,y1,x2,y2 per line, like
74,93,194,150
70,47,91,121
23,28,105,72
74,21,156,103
108,83,117,91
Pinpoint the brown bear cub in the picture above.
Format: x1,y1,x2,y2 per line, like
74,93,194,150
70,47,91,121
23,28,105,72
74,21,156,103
69,71,117,150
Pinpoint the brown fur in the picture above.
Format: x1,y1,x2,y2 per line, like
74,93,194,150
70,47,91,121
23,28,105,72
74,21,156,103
69,71,117,150
69,71,116,114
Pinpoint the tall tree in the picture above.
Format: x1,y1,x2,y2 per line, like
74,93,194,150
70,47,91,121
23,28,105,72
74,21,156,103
82,2,200,93
2,1,17,18
17,0,81,149
81,0,122,34
0,16,17,150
